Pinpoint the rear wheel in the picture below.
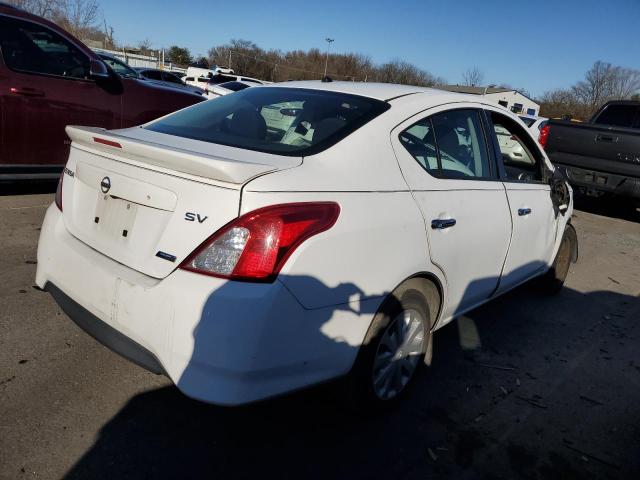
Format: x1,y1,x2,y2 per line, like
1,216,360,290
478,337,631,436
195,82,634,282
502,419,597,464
347,278,439,410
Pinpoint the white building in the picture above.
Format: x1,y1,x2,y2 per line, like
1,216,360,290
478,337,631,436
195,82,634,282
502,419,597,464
441,85,540,116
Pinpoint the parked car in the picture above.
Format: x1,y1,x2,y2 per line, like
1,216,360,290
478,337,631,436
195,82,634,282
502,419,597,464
36,82,576,407
0,4,205,180
182,74,211,90
185,65,234,79
206,80,254,98
135,67,206,95
519,114,549,146
545,101,640,206
184,72,266,90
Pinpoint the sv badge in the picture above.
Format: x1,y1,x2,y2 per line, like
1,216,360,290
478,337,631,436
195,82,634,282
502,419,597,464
185,212,208,223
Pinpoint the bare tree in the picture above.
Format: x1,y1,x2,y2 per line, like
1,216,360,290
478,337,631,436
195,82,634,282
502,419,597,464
60,0,99,37
609,66,640,99
571,61,615,112
137,38,154,56
7,0,64,17
10,0,104,40
462,67,484,87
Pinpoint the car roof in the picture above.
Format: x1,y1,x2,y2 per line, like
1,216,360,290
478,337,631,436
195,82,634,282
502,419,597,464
271,80,439,101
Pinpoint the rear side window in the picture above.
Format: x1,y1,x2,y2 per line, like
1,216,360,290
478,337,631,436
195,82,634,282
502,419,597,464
595,105,638,128
146,87,389,156
0,16,89,79
399,109,493,179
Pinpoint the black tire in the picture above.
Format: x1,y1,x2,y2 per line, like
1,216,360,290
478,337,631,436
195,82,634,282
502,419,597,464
538,225,576,294
346,277,440,411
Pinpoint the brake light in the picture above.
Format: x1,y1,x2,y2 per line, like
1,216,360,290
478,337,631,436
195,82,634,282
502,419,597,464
93,137,122,148
54,171,63,211
180,202,340,282
539,123,550,149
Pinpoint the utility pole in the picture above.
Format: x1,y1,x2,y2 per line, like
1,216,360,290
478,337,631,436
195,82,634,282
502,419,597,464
324,37,334,78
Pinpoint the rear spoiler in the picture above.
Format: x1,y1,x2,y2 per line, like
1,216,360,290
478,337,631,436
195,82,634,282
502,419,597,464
65,126,278,185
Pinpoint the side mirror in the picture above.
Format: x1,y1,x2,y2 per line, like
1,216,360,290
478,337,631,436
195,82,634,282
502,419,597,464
89,59,110,79
549,168,570,215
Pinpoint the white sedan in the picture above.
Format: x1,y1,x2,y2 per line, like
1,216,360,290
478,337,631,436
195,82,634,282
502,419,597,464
36,81,577,407
519,114,550,146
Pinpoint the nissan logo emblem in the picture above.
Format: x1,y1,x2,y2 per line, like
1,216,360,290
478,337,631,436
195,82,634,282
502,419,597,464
100,176,111,194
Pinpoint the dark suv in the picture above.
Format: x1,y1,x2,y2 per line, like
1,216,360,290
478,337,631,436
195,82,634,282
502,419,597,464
0,4,205,180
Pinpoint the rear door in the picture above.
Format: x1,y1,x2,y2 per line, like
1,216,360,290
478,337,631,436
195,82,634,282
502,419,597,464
392,106,512,318
485,108,559,291
0,15,118,172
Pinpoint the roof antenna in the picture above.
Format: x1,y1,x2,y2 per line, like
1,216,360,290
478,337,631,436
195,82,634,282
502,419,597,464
322,76,333,83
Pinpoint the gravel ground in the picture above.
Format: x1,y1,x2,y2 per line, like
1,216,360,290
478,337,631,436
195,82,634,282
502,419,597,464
1,190,639,480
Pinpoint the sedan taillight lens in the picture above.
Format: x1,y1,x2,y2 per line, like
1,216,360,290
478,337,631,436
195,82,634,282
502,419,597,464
54,171,64,211
180,202,340,282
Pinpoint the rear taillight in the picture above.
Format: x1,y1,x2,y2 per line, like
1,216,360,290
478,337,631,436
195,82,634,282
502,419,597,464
180,202,340,282
538,123,550,149
54,171,63,211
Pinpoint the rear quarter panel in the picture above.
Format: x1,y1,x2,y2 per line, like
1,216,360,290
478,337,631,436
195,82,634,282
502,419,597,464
242,111,445,313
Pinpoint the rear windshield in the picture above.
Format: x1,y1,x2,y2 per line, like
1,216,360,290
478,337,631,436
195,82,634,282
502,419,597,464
146,87,389,156
594,104,639,128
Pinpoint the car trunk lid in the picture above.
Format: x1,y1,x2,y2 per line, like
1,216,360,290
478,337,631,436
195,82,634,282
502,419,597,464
61,126,301,279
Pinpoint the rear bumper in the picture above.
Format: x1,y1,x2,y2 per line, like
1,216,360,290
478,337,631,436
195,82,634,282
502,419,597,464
555,163,640,200
45,282,166,375
36,205,375,405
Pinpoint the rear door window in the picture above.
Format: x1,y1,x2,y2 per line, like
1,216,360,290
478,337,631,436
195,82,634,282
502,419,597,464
0,16,89,79
146,87,389,156
399,109,494,180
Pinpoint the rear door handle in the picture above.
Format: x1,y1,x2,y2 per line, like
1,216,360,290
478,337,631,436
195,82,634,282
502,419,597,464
518,208,532,216
431,218,456,229
10,87,45,97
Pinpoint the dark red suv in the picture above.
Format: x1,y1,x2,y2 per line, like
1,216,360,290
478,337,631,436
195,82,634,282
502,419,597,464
0,4,205,180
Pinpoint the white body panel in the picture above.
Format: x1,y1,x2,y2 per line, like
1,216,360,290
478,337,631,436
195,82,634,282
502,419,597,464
36,82,573,405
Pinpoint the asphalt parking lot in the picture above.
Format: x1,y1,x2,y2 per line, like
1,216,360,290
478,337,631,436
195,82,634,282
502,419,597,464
1,188,639,480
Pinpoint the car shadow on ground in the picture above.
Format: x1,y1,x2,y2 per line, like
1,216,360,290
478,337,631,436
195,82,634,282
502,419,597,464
63,276,640,480
573,193,639,223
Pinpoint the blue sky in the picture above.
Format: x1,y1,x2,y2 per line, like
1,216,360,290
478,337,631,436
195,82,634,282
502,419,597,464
101,0,640,98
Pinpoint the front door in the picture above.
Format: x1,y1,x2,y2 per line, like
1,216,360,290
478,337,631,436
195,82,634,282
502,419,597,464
485,109,559,291
392,106,512,319
0,15,118,173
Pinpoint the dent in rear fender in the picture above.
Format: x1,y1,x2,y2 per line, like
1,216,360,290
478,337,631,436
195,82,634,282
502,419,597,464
240,191,440,310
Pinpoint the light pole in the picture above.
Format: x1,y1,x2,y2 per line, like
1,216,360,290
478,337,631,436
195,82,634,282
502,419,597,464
324,37,334,78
